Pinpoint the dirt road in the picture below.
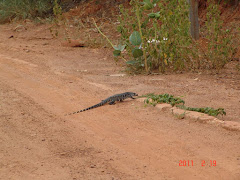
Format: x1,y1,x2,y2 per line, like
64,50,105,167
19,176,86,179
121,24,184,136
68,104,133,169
0,23,239,180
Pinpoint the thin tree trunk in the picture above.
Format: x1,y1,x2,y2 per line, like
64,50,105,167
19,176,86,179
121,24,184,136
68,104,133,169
188,0,199,40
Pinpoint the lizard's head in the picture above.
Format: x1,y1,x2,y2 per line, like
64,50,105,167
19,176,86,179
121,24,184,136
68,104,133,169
127,92,138,97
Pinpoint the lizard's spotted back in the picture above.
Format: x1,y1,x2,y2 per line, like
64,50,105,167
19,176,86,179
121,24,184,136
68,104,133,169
65,92,138,115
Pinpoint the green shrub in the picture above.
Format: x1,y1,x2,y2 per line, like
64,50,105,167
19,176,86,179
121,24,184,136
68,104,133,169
202,0,237,69
116,0,192,73
0,0,53,23
114,0,237,74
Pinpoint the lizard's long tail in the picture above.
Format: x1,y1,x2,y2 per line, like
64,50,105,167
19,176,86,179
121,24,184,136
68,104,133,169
65,101,106,116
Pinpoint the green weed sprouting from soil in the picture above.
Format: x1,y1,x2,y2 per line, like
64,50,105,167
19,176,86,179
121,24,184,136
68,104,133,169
176,105,226,117
49,0,63,38
0,0,52,23
142,93,226,117
142,93,185,107
49,0,73,42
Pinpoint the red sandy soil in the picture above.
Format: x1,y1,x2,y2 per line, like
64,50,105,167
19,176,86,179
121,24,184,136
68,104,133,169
0,20,239,179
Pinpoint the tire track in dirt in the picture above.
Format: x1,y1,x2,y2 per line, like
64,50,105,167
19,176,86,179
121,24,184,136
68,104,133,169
1,50,240,179
1,80,142,180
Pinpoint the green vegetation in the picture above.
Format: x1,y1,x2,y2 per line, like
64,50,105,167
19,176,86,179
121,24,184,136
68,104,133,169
142,93,226,117
115,0,191,73
142,93,185,107
0,0,53,23
176,105,226,117
113,0,238,74
199,0,236,69
49,0,63,38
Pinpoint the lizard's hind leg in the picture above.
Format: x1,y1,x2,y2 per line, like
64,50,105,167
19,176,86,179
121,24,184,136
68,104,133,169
109,100,116,105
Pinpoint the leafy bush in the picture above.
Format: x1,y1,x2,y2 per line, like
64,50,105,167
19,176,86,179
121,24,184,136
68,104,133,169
116,0,192,73
113,0,237,74
0,0,53,23
199,0,237,69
